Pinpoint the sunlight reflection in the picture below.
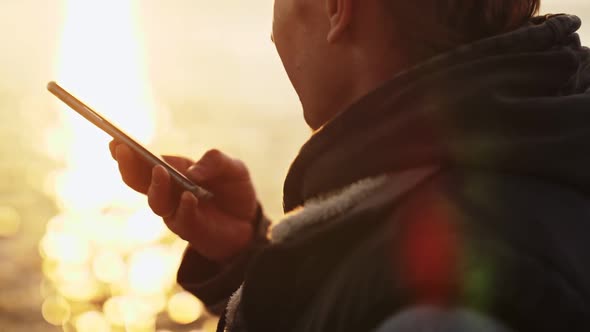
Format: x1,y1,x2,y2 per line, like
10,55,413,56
75,311,111,332
167,291,204,325
127,246,177,296
41,0,207,330
41,296,71,326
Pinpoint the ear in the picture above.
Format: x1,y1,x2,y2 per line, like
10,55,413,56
325,0,353,43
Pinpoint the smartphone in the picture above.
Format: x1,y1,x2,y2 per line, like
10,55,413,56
47,81,213,200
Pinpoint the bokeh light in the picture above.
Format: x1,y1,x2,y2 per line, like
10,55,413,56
128,246,177,296
75,311,111,332
92,250,126,284
37,0,211,330
39,231,91,264
41,296,71,326
103,295,155,327
167,291,204,325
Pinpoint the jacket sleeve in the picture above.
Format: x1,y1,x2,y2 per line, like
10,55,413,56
176,205,271,315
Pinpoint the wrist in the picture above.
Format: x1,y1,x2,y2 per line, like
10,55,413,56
219,204,270,265
187,203,270,265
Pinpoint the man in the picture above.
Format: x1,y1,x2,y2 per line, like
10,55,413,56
110,0,590,331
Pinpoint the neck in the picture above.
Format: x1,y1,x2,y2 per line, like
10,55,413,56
304,49,411,130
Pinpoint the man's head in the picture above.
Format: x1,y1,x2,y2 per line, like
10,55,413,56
271,0,541,129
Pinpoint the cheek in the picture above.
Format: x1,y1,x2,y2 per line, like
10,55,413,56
272,2,299,74
272,0,295,46
272,0,311,53
271,0,323,93
272,0,292,34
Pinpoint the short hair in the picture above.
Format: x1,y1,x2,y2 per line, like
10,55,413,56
387,0,541,60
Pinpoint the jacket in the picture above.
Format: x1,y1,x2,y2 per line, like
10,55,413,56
178,14,590,332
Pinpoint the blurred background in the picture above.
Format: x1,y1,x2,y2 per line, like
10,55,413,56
0,1,588,331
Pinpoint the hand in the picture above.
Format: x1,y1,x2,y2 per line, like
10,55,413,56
109,140,258,263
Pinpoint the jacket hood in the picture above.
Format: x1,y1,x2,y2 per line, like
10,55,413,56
283,14,590,213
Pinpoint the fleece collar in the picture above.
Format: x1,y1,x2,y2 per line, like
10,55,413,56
224,173,391,331
225,166,438,331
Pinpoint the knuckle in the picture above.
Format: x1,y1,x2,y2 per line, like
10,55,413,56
232,158,248,174
207,148,223,157
201,149,225,166
232,158,246,169
204,148,223,160
193,149,230,179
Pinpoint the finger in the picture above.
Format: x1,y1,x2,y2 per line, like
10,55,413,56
165,191,204,240
109,140,120,160
186,149,249,183
162,155,195,174
167,192,255,262
169,192,229,259
147,165,177,217
115,144,152,194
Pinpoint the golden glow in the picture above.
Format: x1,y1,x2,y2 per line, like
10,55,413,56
51,0,155,214
103,296,157,331
75,311,111,332
39,0,208,326
122,208,170,247
41,296,71,326
166,291,204,325
39,231,91,264
141,294,169,316
40,0,210,330
0,206,21,237
58,280,104,302
103,296,130,326
128,246,177,296
92,250,126,284
103,296,149,326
